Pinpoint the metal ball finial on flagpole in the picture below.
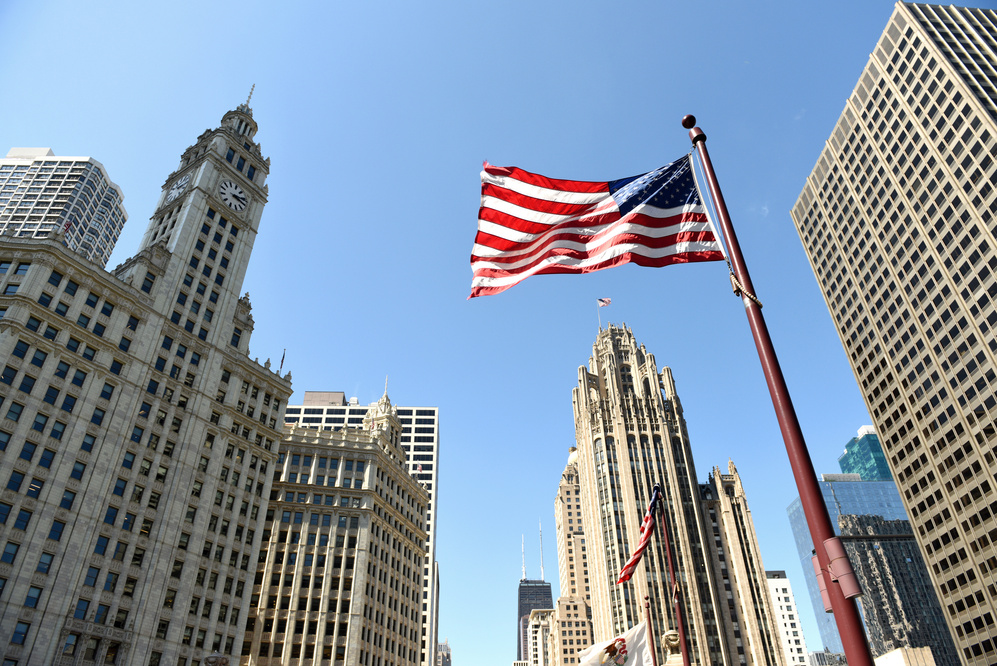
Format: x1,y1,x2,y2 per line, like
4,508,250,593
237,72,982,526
683,114,874,666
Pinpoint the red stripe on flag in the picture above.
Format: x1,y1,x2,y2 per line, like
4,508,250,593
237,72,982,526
470,251,723,298
472,228,721,275
481,182,607,218
483,165,610,194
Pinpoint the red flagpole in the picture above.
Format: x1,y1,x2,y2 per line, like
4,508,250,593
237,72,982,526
683,115,874,666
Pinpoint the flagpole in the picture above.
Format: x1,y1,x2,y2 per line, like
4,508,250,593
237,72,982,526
683,115,874,666
657,498,690,666
644,597,658,666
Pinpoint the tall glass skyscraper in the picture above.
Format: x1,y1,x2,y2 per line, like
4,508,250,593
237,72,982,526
788,472,957,664
837,426,892,481
788,474,910,652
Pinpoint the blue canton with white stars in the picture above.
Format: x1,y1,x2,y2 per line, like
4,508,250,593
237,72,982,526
608,158,699,217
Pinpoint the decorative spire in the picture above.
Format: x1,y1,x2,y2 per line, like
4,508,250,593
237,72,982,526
235,85,256,118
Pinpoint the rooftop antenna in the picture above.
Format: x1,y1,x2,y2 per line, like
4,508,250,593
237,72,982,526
384,375,389,396
539,519,545,581
521,535,526,580
246,84,255,107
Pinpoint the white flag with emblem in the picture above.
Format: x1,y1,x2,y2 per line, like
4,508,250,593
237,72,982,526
577,621,653,666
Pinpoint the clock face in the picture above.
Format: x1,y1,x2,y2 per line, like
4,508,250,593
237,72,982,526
166,174,190,203
219,180,248,211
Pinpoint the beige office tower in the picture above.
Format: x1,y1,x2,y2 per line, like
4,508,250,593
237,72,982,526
0,103,291,664
790,4,997,663
243,394,428,665
552,450,593,665
703,463,786,666
572,324,783,666
285,391,441,666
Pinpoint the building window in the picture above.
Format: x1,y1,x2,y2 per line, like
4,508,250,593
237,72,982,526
1,542,19,564
11,621,29,644
23,585,40,609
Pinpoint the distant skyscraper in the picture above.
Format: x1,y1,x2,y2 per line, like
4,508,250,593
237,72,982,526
437,639,452,666
790,4,997,661
703,463,787,666
243,395,428,665
838,514,957,664
788,473,956,664
0,103,291,663
838,426,892,481
571,324,783,666
766,571,809,666
0,148,127,266
517,579,553,662
788,474,909,652
552,449,593,664
284,391,441,666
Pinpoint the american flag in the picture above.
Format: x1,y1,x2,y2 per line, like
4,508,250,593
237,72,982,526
617,484,662,584
597,297,612,307
469,156,724,298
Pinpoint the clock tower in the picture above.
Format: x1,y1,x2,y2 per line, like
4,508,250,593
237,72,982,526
130,101,270,351
0,100,291,664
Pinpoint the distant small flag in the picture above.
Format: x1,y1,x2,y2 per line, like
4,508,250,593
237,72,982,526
279,349,286,373
597,297,612,307
617,483,662,584
418,464,423,473
63,220,72,233
469,155,724,298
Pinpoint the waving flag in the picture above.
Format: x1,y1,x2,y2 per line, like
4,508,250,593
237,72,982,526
578,621,654,666
617,484,662,584
469,155,724,298
597,298,612,307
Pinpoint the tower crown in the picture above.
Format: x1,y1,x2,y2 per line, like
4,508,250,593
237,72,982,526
221,106,257,140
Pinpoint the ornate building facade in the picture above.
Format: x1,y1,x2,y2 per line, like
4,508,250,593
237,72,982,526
284,391,441,666
571,324,783,666
0,103,291,664
242,394,428,665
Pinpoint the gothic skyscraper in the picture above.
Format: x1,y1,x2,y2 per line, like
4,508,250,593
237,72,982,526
571,324,783,666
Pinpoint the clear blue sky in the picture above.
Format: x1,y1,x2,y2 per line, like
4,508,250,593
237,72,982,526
1,1,904,661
